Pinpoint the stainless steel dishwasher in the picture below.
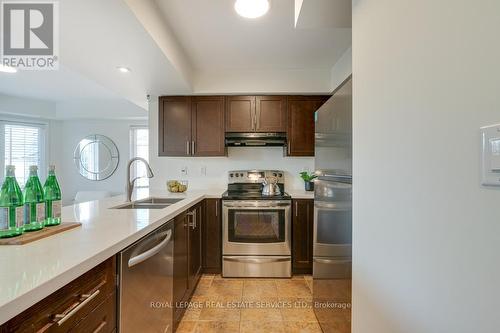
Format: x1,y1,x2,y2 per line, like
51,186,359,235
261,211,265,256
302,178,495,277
118,220,174,333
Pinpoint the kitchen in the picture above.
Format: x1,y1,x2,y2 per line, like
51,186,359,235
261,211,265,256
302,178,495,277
1,1,499,333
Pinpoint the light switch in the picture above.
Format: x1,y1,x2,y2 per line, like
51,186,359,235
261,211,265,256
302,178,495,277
181,166,188,176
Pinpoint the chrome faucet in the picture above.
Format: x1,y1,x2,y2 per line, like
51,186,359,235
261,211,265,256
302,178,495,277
126,157,154,202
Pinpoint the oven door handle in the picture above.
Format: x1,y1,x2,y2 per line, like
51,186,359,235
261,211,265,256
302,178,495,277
223,203,290,208
224,256,290,264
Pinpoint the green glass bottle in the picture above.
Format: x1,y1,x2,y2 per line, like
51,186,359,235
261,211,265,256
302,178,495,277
0,165,24,238
44,165,62,226
23,165,45,231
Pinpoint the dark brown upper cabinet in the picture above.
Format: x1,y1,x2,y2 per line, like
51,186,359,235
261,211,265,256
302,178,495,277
159,96,192,157
192,96,226,156
226,96,287,133
158,96,226,157
225,96,256,132
286,96,329,156
255,96,287,132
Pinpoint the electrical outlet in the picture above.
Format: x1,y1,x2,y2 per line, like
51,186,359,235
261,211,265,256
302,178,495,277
201,166,207,176
181,166,188,176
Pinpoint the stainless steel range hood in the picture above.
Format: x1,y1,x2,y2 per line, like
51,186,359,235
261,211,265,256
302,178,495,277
225,132,287,147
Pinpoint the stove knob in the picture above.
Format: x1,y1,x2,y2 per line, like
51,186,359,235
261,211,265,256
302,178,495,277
240,173,244,177
235,173,239,177
278,173,283,177
273,173,277,177
230,173,234,178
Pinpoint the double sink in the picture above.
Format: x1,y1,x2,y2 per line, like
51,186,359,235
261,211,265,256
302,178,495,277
112,197,184,210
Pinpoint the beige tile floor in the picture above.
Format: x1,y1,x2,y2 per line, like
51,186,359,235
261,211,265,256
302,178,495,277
177,274,322,333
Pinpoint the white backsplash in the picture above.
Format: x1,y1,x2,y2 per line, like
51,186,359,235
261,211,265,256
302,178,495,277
148,147,314,191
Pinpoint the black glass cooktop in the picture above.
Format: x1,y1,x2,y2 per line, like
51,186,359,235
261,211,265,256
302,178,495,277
222,191,291,201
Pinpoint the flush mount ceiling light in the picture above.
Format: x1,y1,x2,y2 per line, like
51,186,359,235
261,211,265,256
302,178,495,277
234,0,270,19
117,66,131,73
0,64,17,73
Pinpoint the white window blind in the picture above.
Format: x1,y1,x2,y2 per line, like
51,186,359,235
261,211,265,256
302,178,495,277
130,126,149,188
0,121,47,187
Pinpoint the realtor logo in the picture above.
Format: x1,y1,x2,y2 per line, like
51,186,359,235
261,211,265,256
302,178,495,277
1,1,59,70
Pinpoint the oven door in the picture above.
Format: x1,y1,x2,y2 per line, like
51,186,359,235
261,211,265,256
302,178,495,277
314,178,352,257
223,200,291,256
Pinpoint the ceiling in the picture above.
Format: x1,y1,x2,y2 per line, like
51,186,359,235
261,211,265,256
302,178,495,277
0,0,351,119
155,0,351,71
0,65,122,102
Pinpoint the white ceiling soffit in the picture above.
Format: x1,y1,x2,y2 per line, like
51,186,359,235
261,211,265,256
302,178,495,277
0,0,189,118
59,0,191,109
0,65,123,103
295,0,352,29
123,0,194,89
153,0,351,94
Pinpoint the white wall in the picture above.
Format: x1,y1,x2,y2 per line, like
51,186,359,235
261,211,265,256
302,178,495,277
0,94,56,119
331,47,352,91
352,1,500,332
148,100,314,191
56,119,146,204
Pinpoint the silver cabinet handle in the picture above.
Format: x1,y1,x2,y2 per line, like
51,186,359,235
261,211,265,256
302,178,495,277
224,256,290,264
187,210,196,229
54,289,100,326
295,201,298,217
128,230,172,267
215,201,218,217
186,141,190,155
192,141,195,155
255,111,258,130
93,320,107,333
287,141,291,155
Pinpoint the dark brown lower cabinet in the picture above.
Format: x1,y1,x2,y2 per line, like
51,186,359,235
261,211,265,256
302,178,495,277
188,203,203,294
292,199,314,274
202,199,222,274
0,257,116,333
173,203,203,331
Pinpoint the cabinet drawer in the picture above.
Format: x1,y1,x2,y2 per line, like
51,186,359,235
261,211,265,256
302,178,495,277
1,257,116,333
70,293,116,333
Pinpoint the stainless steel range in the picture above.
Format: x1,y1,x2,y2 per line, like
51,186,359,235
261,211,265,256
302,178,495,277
222,170,292,278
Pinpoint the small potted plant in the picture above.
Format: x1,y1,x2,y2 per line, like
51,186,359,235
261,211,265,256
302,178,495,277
300,172,317,191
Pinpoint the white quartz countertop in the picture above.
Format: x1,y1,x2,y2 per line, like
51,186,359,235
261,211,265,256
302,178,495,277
286,190,315,199
0,188,224,325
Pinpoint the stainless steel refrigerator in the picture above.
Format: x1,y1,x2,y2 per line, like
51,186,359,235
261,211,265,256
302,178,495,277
313,77,352,333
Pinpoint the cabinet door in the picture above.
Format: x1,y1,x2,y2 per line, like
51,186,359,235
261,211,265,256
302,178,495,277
202,199,222,274
256,96,287,132
0,258,115,333
225,96,256,132
173,211,189,325
192,96,226,156
159,96,192,156
286,96,329,156
292,199,314,274
188,204,202,292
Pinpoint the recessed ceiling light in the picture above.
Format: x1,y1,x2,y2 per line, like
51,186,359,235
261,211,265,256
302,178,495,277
234,0,270,19
117,66,131,73
0,64,17,73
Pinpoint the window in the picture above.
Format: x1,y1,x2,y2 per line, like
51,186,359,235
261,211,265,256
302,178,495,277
0,120,47,187
130,126,149,187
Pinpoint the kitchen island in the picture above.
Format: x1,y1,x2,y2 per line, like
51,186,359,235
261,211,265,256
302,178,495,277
0,189,224,326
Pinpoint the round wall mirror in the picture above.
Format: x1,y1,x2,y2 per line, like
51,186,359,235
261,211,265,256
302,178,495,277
73,134,119,181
